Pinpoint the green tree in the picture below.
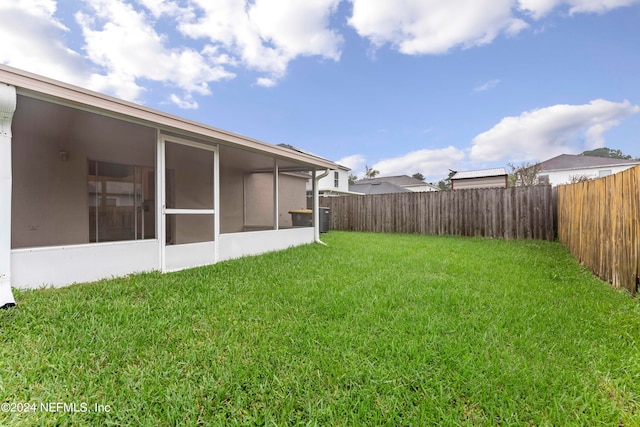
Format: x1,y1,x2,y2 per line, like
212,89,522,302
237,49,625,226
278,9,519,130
412,172,425,181
507,161,542,187
580,147,636,160
437,170,457,191
348,173,358,185
364,165,380,178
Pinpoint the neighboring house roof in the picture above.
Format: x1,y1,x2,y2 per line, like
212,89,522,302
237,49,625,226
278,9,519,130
0,64,338,171
349,182,412,194
451,168,507,180
537,154,640,172
357,175,426,186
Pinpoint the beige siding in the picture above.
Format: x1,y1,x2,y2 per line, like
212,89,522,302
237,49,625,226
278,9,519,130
452,176,507,190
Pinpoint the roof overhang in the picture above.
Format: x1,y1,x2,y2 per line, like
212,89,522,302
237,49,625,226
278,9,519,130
319,189,364,196
538,163,640,174
0,64,338,171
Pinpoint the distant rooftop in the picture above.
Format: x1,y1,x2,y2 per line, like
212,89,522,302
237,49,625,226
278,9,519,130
451,168,507,180
356,175,427,186
538,154,640,171
349,181,412,195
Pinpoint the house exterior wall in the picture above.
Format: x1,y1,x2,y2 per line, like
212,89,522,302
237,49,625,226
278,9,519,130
539,165,639,186
307,168,350,193
452,176,507,190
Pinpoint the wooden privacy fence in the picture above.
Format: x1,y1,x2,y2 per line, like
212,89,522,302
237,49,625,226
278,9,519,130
557,166,639,296
321,186,555,240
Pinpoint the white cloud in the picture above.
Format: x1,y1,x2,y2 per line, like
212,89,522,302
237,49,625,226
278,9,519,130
348,0,639,55
336,154,367,173
76,0,234,103
473,79,501,93
348,0,528,55
519,0,640,19
372,147,466,182
0,1,90,86
470,100,640,162
256,77,277,88
169,93,198,109
178,0,342,85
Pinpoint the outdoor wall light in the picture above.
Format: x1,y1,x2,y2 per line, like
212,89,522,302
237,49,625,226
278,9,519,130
58,150,68,161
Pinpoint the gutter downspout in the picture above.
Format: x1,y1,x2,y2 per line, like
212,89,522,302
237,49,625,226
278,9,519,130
0,84,16,309
313,169,330,245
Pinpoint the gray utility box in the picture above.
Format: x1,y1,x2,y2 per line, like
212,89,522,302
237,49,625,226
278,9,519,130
319,207,330,233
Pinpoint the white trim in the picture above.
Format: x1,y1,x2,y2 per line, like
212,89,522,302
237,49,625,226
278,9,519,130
213,145,220,262
274,159,279,230
160,134,218,152
157,132,166,272
166,209,215,215
313,169,330,244
0,84,16,307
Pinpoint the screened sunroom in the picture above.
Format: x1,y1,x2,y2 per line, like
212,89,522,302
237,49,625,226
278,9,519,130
0,65,335,307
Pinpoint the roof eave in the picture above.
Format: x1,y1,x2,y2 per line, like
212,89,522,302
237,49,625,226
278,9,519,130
0,64,337,170
539,162,640,173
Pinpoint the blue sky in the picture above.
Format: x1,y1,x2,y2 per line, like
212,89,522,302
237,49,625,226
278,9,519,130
1,0,639,183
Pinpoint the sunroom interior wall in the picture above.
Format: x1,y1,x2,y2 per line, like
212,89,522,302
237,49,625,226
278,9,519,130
11,96,156,248
278,173,309,227
244,172,275,229
219,164,245,233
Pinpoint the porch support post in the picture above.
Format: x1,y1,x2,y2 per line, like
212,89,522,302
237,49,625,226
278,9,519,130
313,169,330,244
156,131,166,272
213,145,220,262
312,170,319,242
273,159,279,230
0,84,16,309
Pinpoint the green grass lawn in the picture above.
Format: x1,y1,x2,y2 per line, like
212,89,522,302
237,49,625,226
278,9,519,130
2,232,639,426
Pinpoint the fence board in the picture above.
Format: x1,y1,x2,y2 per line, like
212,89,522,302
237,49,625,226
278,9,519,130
557,166,639,296
321,186,555,241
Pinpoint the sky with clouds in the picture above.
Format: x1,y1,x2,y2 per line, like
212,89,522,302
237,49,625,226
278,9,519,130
1,0,639,182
